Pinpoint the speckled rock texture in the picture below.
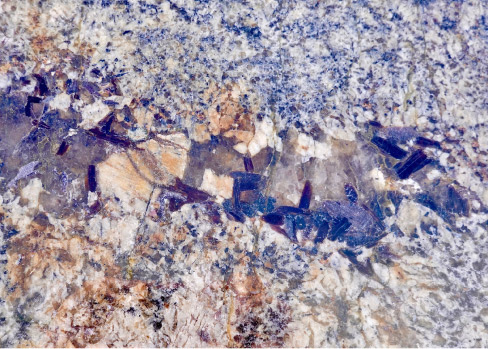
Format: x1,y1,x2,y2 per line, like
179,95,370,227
0,0,487,347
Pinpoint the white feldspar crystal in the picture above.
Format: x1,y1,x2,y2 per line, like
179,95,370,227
49,92,71,111
199,168,233,200
295,132,332,161
78,99,111,130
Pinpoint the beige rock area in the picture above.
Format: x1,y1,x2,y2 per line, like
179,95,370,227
97,133,191,205
1,0,488,347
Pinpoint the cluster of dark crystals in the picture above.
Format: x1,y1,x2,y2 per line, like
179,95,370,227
367,123,477,237
368,121,436,180
149,123,473,276
219,157,387,253
262,182,386,249
212,123,449,264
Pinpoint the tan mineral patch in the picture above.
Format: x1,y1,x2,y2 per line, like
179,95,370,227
6,231,116,302
97,152,153,201
230,263,264,307
132,107,154,133
223,129,254,144
46,278,155,347
128,147,170,184
191,123,211,143
132,133,191,182
98,133,191,202
202,82,256,140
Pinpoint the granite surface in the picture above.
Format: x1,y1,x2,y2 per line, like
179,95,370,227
0,0,488,347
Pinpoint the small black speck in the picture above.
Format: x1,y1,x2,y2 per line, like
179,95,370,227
153,321,162,331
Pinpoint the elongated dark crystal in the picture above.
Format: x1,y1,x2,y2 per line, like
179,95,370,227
299,180,312,209
100,114,114,134
368,120,383,128
275,206,306,215
313,221,329,244
243,157,254,173
34,74,49,96
232,177,241,210
371,135,407,159
88,128,133,148
88,165,97,192
56,141,69,156
262,213,284,225
371,136,407,159
173,178,210,202
416,137,441,148
394,149,431,179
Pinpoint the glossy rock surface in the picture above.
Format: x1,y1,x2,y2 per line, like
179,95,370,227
1,0,488,347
